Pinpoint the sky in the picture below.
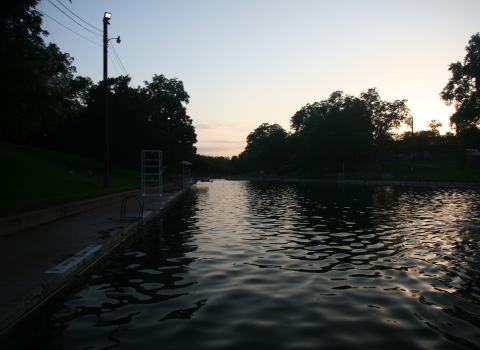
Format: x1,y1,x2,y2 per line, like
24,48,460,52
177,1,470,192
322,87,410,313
38,0,480,157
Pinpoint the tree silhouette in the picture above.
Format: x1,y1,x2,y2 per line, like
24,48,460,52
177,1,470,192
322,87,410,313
243,123,287,172
46,74,197,171
440,32,480,133
0,1,76,143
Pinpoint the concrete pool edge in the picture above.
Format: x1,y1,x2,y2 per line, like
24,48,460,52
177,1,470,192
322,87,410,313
0,187,188,335
0,189,142,237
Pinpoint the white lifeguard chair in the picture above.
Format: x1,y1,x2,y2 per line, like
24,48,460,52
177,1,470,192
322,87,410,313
181,161,193,188
141,150,165,208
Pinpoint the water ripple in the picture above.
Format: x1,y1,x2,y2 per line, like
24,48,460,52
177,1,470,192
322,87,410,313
24,181,480,350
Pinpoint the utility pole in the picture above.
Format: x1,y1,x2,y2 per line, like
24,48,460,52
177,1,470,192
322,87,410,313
167,117,171,167
102,13,120,187
103,12,111,187
410,114,414,171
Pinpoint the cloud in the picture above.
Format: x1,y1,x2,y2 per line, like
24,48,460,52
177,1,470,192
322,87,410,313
196,140,246,157
194,125,248,156
202,140,245,144
194,124,241,130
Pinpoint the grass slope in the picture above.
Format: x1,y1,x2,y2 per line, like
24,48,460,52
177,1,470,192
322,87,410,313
382,159,480,181
0,141,140,214
294,159,480,181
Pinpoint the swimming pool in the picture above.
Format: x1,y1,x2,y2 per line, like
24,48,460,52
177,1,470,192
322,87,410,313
23,181,480,349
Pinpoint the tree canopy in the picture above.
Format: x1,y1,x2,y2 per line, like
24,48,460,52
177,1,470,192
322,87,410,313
235,89,411,174
1,1,198,172
43,74,197,170
359,88,409,143
440,32,480,132
293,91,375,168
0,0,77,141
243,123,288,171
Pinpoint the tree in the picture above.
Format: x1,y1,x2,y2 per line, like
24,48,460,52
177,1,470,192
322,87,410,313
359,88,410,144
290,107,309,133
244,123,287,172
291,92,375,169
0,0,77,142
300,92,373,167
427,119,443,136
49,76,141,163
440,33,480,132
290,88,410,158
288,89,411,169
141,74,196,166
46,74,198,171
60,76,93,116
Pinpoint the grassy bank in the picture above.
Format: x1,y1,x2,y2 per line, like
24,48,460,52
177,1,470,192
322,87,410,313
376,159,479,181
0,141,140,214
291,159,480,182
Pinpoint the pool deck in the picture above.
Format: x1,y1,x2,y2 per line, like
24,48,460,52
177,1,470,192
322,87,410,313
0,183,188,335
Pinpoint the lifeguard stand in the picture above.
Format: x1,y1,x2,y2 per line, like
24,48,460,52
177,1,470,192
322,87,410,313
181,160,192,188
141,150,164,207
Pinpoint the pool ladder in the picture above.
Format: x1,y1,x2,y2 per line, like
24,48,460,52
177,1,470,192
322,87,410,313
119,195,145,228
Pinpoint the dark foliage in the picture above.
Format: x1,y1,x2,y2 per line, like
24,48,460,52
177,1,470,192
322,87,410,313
0,0,76,142
235,89,410,175
440,32,480,142
1,1,198,172
44,75,197,171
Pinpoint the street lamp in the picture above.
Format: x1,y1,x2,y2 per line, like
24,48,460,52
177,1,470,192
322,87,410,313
103,12,120,187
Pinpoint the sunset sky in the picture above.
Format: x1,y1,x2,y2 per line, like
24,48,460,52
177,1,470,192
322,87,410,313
38,0,480,157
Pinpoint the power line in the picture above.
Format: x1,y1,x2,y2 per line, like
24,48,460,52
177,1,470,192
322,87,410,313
54,0,102,33
40,2,55,44
107,48,136,87
38,10,102,47
110,43,128,76
109,54,121,76
109,43,135,87
48,0,102,38
108,43,124,75
92,66,102,81
40,5,134,86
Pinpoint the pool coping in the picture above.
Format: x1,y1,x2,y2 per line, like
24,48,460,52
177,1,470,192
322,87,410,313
0,187,188,335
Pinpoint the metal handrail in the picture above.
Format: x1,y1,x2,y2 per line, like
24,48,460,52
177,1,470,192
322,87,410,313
119,195,145,228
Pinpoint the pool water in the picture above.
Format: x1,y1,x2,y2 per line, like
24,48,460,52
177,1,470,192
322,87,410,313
24,181,480,349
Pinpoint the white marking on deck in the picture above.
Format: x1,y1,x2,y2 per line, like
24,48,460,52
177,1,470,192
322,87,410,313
45,245,102,274
142,211,152,217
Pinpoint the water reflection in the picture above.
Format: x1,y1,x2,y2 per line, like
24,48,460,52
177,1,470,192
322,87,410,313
22,181,480,349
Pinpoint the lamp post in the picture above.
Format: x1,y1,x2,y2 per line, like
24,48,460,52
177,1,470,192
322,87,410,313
167,117,171,166
102,12,120,187
409,114,414,171
103,12,110,187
